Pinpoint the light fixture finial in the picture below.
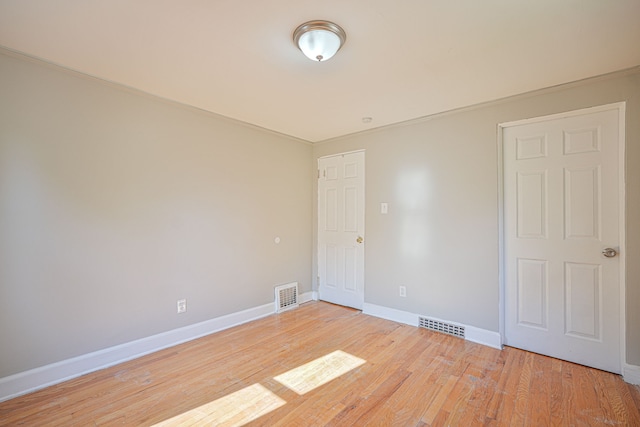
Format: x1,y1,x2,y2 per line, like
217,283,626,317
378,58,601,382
293,20,346,62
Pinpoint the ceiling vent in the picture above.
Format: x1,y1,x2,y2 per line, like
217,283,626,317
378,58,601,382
418,316,465,339
275,282,299,313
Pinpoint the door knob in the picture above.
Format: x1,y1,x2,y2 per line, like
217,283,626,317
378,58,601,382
356,236,364,244
602,248,618,258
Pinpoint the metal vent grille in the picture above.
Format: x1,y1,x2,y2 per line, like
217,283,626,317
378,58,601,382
418,316,465,338
275,282,299,313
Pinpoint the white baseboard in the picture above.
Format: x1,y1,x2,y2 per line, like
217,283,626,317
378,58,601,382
465,325,502,349
0,291,318,403
363,302,419,326
0,289,318,403
0,300,288,403
623,364,640,385
1,294,631,402
300,291,316,304
362,302,502,350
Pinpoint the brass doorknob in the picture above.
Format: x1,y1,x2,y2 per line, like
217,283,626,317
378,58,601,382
356,236,364,244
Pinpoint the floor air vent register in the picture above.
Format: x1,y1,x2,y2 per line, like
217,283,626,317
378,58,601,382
275,282,299,313
418,316,465,338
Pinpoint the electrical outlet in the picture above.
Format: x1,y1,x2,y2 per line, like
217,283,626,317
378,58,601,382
177,299,187,314
399,286,406,297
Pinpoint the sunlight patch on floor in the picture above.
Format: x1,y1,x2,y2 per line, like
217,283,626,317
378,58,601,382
152,383,286,427
274,350,366,395
152,350,365,425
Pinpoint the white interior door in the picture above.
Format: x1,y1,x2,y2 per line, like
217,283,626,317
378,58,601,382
318,151,365,310
503,105,623,373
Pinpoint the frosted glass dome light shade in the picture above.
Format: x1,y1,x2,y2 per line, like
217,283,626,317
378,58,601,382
293,21,346,62
298,30,340,61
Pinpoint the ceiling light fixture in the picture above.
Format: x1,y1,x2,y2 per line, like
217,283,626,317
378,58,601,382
293,20,346,62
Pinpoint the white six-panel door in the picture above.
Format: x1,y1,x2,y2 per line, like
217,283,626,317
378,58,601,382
503,105,623,373
318,151,365,309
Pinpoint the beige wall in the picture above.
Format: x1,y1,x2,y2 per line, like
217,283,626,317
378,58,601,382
0,51,313,377
2,46,638,382
313,68,640,365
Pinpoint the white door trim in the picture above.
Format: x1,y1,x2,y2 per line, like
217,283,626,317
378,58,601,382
497,102,626,370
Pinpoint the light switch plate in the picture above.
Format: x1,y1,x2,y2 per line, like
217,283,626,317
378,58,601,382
177,299,187,314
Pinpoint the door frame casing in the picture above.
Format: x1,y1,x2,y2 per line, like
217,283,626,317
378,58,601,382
497,102,626,370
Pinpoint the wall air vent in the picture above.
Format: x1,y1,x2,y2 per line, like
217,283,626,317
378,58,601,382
418,316,465,338
275,282,299,313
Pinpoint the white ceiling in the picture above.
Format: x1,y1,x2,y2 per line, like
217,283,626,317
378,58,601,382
1,1,639,143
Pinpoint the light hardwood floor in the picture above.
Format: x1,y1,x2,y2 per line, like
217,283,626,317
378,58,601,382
1,301,639,426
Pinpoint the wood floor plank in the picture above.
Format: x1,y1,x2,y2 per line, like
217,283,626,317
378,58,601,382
363,332,451,425
326,368,412,426
548,357,564,427
484,344,514,422
438,377,474,425
1,301,639,426
446,347,501,425
526,352,551,426
420,374,459,424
